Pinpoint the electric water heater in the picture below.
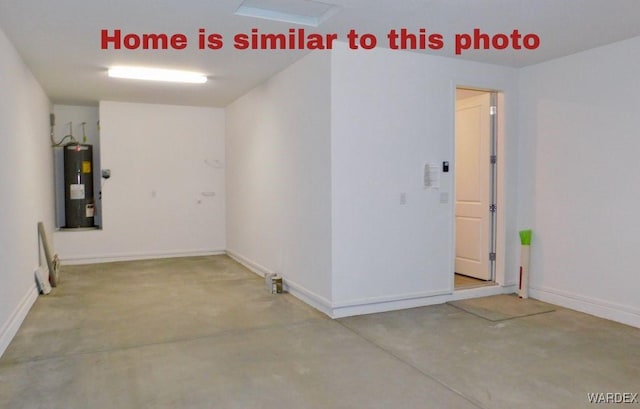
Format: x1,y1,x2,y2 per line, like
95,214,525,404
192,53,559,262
63,143,95,228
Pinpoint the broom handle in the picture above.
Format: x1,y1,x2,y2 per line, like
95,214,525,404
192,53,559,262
519,245,530,298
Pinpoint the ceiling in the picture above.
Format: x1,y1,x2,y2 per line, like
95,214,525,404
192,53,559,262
1,0,640,108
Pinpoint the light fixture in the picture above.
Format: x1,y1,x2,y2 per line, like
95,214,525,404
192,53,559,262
235,0,340,27
107,66,207,84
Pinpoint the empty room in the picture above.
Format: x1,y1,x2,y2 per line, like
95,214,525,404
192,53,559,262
1,1,639,408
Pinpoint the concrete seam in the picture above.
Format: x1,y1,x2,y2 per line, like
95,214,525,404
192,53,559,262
336,319,487,409
0,317,326,368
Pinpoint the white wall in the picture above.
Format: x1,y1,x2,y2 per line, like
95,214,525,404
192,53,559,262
518,36,640,327
54,101,226,263
330,43,520,316
0,26,54,356
52,105,101,227
226,51,333,311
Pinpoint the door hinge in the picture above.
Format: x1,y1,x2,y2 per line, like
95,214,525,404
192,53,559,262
490,155,497,164
489,252,496,261
489,204,497,213
490,106,497,116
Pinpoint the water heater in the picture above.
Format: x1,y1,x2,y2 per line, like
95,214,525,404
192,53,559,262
63,143,95,228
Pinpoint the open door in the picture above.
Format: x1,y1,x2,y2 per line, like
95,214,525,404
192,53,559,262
455,91,493,281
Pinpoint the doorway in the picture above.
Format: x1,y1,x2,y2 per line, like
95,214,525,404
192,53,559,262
454,88,497,290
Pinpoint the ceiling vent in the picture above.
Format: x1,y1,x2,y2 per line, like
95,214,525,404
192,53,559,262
235,0,340,27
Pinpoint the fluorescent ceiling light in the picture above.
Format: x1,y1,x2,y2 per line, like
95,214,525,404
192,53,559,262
107,66,207,84
235,0,339,27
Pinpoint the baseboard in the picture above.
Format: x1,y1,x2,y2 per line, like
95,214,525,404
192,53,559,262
331,292,452,318
226,249,333,317
282,278,333,317
226,250,524,319
0,284,38,358
331,283,518,318
60,249,226,265
530,285,640,328
225,249,272,278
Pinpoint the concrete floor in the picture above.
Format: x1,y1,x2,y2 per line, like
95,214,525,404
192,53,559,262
1,256,638,409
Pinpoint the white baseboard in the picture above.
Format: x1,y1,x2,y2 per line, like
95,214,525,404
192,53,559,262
530,286,640,328
225,249,272,278
0,284,38,358
331,284,517,318
226,250,333,317
60,249,226,265
226,249,523,319
283,278,333,317
229,247,629,325
331,292,452,318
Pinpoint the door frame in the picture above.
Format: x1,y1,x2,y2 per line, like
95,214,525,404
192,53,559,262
451,85,506,290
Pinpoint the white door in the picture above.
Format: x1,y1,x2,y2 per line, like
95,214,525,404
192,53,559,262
455,92,492,280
